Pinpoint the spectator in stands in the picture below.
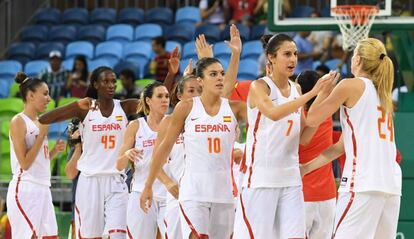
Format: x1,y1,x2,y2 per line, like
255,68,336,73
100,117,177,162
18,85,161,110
315,64,330,77
307,12,334,63
253,0,268,25
228,0,258,26
150,36,171,82
64,55,89,98
39,50,70,102
294,31,322,75
116,69,141,100
199,0,230,30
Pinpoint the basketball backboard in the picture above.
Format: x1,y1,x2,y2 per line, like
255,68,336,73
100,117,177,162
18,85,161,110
269,0,414,31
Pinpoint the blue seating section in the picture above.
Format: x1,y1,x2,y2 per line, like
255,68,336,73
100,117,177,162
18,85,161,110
1,7,275,98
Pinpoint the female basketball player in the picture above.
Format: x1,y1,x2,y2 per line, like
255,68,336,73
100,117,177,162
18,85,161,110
140,56,246,239
297,70,337,239
232,34,336,239
115,81,170,238
39,66,138,239
7,73,65,238
302,38,402,239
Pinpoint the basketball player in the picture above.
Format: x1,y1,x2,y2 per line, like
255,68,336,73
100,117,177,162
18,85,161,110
152,24,242,239
7,72,65,238
297,70,337,239
141,57,246,239
232,34,335,239
302,38,402,239
39,66,139,239
116,82,170,238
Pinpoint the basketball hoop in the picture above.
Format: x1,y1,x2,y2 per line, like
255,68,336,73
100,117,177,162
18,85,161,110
331,5,379,51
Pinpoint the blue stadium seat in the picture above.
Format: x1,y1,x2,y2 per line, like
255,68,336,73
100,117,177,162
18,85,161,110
320,6,331,17
213,42,232,62
312,60,321,70
62,8,89,25
250,24,266,40
135,24,162,41
77,25,106,45
241,40,263,60
95,41,123,66
62,58,74,70
175,7,201,24
88,58,113,72
7,42,35,65
20,25,48,42
222,24,250,42
0,60,23,79
48,25,77,43
24,60,49,78
106,24,134,43
165,23,195,45
145,7,173,25
325,59,348,75
66,41,94,60
118,8,144,26
238,59,259,80
0,80,10,98
35,42,65,59
166,41,181,54
125,58,149,79
123,41,152,62
291,5,315,18
33,8,61,25
182,41,197,60
114,60,140,79
195,24,221,43
90,8,117,26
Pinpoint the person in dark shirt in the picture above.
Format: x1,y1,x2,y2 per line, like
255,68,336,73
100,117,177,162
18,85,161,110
150,36,171,82
116,69,141,100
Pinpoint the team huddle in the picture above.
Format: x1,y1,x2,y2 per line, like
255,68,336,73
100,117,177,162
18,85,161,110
6,24,401,239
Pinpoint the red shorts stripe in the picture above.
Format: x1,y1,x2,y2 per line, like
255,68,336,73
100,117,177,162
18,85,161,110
164,219,169,239
108,229,127,234
15,169,37,237
127,227,133,239
240,193,255,239
42,236,59,239
332,192,355,238
75,205,102,239
247,112,261,188
179,203,209,239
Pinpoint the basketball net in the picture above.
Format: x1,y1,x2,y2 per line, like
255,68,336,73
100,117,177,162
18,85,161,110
332,5,379,51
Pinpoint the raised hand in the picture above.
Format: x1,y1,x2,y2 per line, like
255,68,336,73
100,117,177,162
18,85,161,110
168,46,181,75
321,71,340,95
183,58,193,77
225,24,242,54
195,34,214,59
310,71,337,96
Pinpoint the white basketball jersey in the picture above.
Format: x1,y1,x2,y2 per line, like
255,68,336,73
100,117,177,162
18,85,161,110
243,77,302,188
131,117,166,200
164,133,185,183
78,99,128,175
180,97,237,204
339,77,401,195
10,113,50,186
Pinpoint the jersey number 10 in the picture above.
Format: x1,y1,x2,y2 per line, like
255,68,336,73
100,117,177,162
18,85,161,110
377,106,394,142
208,137,221,153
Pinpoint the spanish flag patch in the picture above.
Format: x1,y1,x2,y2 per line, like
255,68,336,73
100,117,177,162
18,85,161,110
223,116,231,123
115,115,123,121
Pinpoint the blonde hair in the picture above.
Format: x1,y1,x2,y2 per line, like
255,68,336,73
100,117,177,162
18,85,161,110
136,81,165,116
355,38,394,113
